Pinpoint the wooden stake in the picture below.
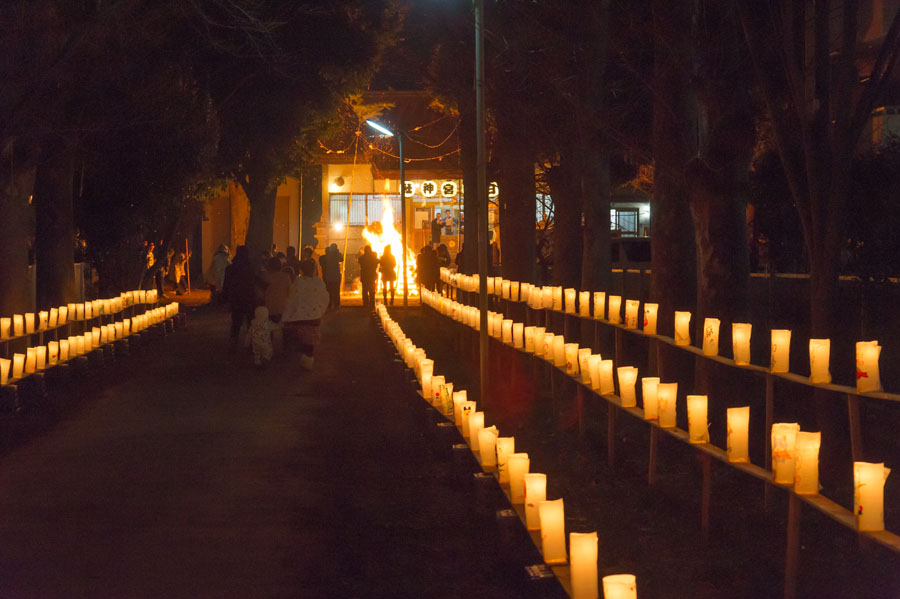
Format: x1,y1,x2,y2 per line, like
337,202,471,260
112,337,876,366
784,493,800,599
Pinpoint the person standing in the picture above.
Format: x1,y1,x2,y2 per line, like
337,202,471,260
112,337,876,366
319,243,343,309
282,260,330,370
205,244,231,303
222,246,259,350
379,245,397,306
285,246,302,277
443,209,454,235
358,245,379,308
431,213,443,245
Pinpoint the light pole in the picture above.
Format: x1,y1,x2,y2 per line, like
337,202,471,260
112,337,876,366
474,0,489,408
365,119,408,308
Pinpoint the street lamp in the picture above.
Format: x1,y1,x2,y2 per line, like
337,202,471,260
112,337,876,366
474,0,489,408
365,119,408,308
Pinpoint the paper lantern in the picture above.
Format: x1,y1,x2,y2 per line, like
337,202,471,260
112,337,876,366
565,288,577,314
501,320,513,344
542,287,553,309
641,377,660,420
538,498,566,565
432,375,446,406
602,574,636,599
578,349,592,384
552,287,563,311
726,407,750,463
702,318,720,356
12,353,25,379
38,311,48,331
732,323,751,365
420,360,433,398
439,382,454,416
513,323,524,349
565,343,580,376
608,295,622,324
75,304,84,321
0,317,9,339
478,426,498,466
524,326,536,352
770,329,791,373
686,395,709,444
508,453,530,504
524,473,547,530
100,326,108,344
48,308,58,328
794,431,821,495
24,313,35,334
496,437,516,484
84,302,92,320
13,315,23,336
625,300,640,330
59,305,68,325
579,291,591,317
588,355,603,391
59,339,69,362
856,341,882,393
617,367,638,407
854,461,891,531
91,327,101,348
123,319,131,336
35,346,46,370
532,327,546,355
552,336,566,368
76,336,85,355
593,292,606,320
460,401,477,437
643,303,658,335
674,311,691,346
771,422,800,484
657,383,678,428
808,339,831,384
48,341,59,366
468,412,485,451
0,358,9,385
599,360,615,395
542,332,555,360
510,281,520,301
570,532,598,599
25,348,36,374
501,280,511,299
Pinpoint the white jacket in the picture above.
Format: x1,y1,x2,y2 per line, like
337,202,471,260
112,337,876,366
282,276,330,322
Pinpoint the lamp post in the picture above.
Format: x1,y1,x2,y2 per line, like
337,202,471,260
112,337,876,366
474,0,489,408
365,119,408,307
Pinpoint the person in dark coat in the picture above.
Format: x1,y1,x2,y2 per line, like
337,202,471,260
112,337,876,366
431,214,443,245
319,243,343,309
285,246,302,277
379,245,397,306
222,245,259,349
358,245,379,307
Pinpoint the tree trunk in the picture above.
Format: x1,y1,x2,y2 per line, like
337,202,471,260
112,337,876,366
580,146,611,293
0,138,38,315
34,140,77,309
547,152,583,288
242,177,276,263
496,126,536,283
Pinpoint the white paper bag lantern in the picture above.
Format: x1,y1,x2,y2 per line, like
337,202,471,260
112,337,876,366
532,327,546,355
510,281,520,301
58,305,68,325
552,335,566,368
38,311,48,331
0,317,10,339
686,395,709,444
75,304,84,321
657,383,678,428
501,319,513,344
76,335,86,355
732,323,751,365
524,473,547,530
24,313,35,334
674,311,691,346
542,332,555,360
593,292,606,320
501,280,511,299
726,407,750,463
123,319,131,336
565,288,577,314
641,377,660,420
468,412,485,451
702,318,720,356
524,326,536,352
25,348,36,374
59,339,69,362
625,300,640,330
770,329,791,373
0,358,9,385
496,437,516,484
570,532,598,599
856,341,882,393
12,353,25,379
564,343,580,376
478,426,498,467
35,346,46,370
542,287,553,309
578,349,592,384
13,315,23,336
48,308,58,328
599,360,615,395
854,461,891,531
794,431,821,495
513,323,524,349
538,498,566,565
643,303,658,335
588,355,603,391
84,302,92,320
431,375,445,407
608,296,622,324
460,401,477,437
808,339,831,384
508,453,530,504
579,291,591,317
552,287,563,311
91,327,101,348
602,574,637,599
48,341,59,366
617,366,638,407
771,422,800,484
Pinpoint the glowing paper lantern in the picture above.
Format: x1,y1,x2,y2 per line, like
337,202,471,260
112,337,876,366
578,348,592,385
76,335,85,355
48,341,59,366
564,343,580,376
91,327,101,348
468,412,485,451
84,302,92,320
771,422,801,484
38,311,48,331
58,305,68,325
625,300,640,330
532,327,546,355
524,473,547,530
49,308,58,328
501,280,511,299
510,281,519,301
508,453,530,503
12,353,25,379
542,287,553,309
75,304,85,321
598,360,615,395
35,346,46,370
770,329,791,373
431,375,445,407
657,383,678,428
674,311,691,346
732,323,751,365
542,332,555,360
641,377,660,420
808,339,831,384
794,431,821,495
854,461,891,531
538,499,567,565
702,318,720,356
24,313,35,334
25,348,36,374
686,395,709,444
513,323,524,349
570,532,599,599
420,360,433,399
579,291,591,317
0,318,10,339
617,366,638,407
496,437,516,484
501,319,513,344
460,401,477,437
726,407,750,463
552,287,563,311
0,358,9,385
13,315,23,336
856,341,882,393
552,336,566,368
602,574,637,599
565,288,577,314
643,303,658,335
524,326,536,352
478,426,498,466
59,339,69,362
608,296,622,324
588,355,603,391
593,292,606,320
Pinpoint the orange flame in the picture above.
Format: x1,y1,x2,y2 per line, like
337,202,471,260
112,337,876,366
361,200,418,297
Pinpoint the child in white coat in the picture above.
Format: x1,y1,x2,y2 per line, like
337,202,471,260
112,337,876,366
247,305,278,367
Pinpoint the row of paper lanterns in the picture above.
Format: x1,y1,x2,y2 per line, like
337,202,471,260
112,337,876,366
422,288,893,534
0,289,159,341
440,270,883,394
0,303,177,386
377,302,636,599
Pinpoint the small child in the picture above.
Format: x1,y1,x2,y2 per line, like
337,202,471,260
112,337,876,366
247,305,278,367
